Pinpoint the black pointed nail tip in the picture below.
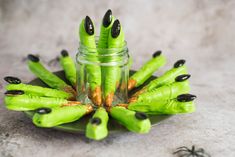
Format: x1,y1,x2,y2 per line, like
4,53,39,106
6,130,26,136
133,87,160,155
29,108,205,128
90,117,101,125
5,90,24,96
27,54,39,62
175,74,191,82
103,9,112,27
152,51,162,58
61,49,69,57
174,59,186,68
36,108,52,114
4,76,21,84
135,112,148,120
84,16,94,35
177,94,197,102
111,19,121,38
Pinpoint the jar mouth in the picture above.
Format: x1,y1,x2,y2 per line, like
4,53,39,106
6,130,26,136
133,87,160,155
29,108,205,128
78,36,128,57
77,36,129,66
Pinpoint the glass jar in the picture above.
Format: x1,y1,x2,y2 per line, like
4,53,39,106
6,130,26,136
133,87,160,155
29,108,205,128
76,39,129,107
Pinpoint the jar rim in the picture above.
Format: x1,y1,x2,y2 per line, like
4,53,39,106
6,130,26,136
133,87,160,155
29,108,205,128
78,36,128,57
77,36,129,66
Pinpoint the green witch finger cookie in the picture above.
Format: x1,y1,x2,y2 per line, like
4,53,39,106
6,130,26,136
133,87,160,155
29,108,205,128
128,51,166,91
129,74,191,103
132,59,187,97
109,106,151,133
33,104,93,128
79,16,102,106
4,90,81,111
146,59,187,90
98,9,115,50
86,107,109,140
128,94,196,115
59,50,77,87
27,54,76,98
97,10,115,106
4,76,73,100
104,19,125,106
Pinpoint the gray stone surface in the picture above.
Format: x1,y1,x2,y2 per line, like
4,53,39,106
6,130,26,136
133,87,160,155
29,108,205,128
0,0,235,156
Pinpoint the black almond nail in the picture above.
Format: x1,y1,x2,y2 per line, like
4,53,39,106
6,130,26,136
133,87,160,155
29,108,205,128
4,76,21,84
111,19,121,38
61,49,69,57
28,54,39,62
175,74,191,82
174,59,186,68
135,112,148,120
84,16,94,35
90,117,101,125
177,94,197,102
152,51,162,58
103,9,112,27
5,90,24,96
36,108,52,114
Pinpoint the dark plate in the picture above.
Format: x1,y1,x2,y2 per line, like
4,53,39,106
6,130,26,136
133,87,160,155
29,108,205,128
24,70,172,134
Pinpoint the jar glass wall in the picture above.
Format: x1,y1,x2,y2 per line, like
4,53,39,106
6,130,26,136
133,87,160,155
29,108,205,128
76,39,129,107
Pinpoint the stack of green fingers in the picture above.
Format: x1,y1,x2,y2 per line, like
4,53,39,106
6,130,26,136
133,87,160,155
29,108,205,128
3,9,198,141
129,74,191,103
4,89,93,127
79,10,126,107
27,54,77,100
132,59,188,97
121,73,196,115
128,94,196,115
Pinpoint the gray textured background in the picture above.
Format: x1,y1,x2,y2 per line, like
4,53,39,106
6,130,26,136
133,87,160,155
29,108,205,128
1,0,235,157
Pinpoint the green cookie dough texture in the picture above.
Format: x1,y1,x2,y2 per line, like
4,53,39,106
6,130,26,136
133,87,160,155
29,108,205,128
28,59,69,90
97,15,116,101
98,16,115,50
146,64,187,91
4,94,68,111
130,54,166,87
5,83,72,99
133,81,190,103
109,106,151,133
108,21,125,49
104,20,125,102
79,18,102,92
128,99,195,115
33,105,88,127
59,53,77,87
86,107,109,140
